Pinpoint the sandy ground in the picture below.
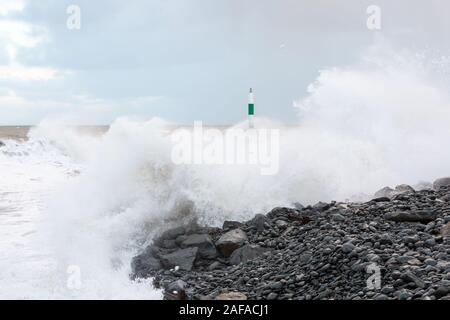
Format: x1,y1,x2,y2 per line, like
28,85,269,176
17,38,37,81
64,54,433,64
0,126,30,140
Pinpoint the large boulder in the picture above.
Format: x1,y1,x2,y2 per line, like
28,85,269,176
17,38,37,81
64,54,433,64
229,244,267,265
433,177,450,190
251,214,267,232
393,184,415,195
222,220,243,230
0,141,4,148
384,210,437,223
215,228,248,257
414,181,433,191
159,221,201,241
374,187,394,198
160,247,198,271
179,234,217,259
131,247,162,279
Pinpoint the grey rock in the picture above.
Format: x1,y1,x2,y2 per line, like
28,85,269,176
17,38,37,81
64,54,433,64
424,258,437,266
252,214,267,232
414,181,433,190
384,210,437,223
267,292,278,300
433,286,450,299
160,226,188,241
397,290,413,300
433,177,450,190
229,244,267,265
374,186,394,198
441,222,450,237
216,228,248,257
342,242,355,254
208,261,222,271
180,233,217,259
331,213,345,222
275,220,289,227
393,184,415,195
293,202,304,210
401,271,425,288
165,280,187,293
131,248,162,278
160,247,198,271
371,196,390,202
313,202,331,212
222,220,243,230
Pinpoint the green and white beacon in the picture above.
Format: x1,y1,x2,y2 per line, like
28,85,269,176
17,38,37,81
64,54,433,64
248,88,255,128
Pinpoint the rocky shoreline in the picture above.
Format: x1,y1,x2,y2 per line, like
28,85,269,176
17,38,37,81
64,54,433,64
131,177,450,300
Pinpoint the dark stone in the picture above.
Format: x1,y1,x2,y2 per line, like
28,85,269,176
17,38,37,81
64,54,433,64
266,207,299,219
433,177,450,190
229,244,267,265
161,239,178,249
160,226,187,241
0,141,4,148
267,292,278,300
331,213,345,222
400,271,425,288
179,234,217,259
293,202,304,210
251,214,267,232
313,202,331,212
131,247,162,279
215,228,248,257
433,286,450,299
374,186,394,198
160,247,198,271
384,210,437,223
371,197,391,203
164,280,188,300
222,220,243,230
393,184,415,195
341,242,355,254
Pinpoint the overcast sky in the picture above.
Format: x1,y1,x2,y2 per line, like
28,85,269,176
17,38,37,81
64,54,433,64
0,0,449,125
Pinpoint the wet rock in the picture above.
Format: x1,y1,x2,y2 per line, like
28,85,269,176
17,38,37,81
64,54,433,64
131,248,162,279
293,202,304,210
222,221,243,230
433,177,450,190
229,244,267,265
393,184,415,195
401,271,425,288
371,196,390,203
131,178,450,300
251,214,267,232
433,286,450,299
160,247,198,271
180,234,217,259
384,210,437,223
216,228,248,257
374,186,394,198
164,280,188,300
342,242,355,254
313,202,331,212
267,292,278,300
331,213,345,222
